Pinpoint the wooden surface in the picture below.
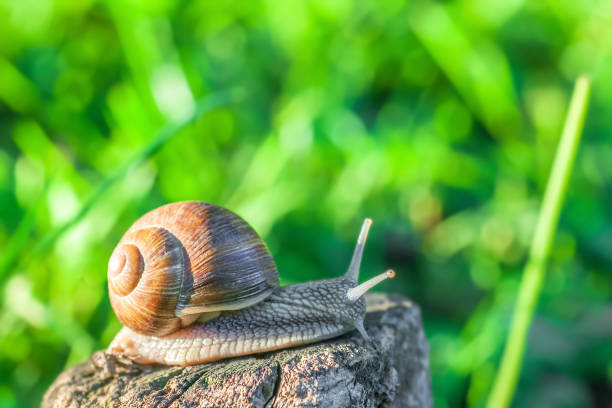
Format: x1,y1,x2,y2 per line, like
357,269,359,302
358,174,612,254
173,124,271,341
43,294,432,407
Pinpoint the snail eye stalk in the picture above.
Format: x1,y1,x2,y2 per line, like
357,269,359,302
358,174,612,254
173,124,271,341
345,218,372,284
346,270,396,303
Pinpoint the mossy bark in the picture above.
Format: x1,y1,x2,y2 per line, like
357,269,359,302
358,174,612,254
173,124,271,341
43,294,432,408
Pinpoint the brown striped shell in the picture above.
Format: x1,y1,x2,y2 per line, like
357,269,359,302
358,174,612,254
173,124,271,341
107,201,279,336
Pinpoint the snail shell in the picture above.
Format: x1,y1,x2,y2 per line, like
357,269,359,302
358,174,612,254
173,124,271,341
107,201,279,336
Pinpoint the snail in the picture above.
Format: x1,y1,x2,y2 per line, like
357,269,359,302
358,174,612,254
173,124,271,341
107,201,395,366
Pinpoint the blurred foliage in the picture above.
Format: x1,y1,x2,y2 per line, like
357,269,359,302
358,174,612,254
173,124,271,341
0,0,611,407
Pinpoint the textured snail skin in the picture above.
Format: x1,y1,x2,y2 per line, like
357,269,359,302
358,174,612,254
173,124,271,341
109,277,365,365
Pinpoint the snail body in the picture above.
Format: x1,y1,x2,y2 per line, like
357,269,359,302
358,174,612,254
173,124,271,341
108,201,394,366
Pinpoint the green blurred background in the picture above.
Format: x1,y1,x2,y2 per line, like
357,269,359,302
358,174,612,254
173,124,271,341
0,0,611,406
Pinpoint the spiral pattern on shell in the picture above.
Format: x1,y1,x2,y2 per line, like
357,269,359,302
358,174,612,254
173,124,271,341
107,202,280,336
108,227,187,335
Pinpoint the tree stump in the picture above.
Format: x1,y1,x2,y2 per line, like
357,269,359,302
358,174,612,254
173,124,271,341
42,294,432,407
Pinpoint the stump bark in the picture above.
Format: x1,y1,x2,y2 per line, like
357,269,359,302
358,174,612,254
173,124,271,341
43,294,432,407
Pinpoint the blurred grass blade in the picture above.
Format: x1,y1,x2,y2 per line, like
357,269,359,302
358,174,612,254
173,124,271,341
0,89,243,279
409,1,521,140
31,89,243,255
0,191,47,276
486,76,591,408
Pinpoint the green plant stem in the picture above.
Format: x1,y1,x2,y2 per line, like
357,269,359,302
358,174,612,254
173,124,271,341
486,75,591,408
